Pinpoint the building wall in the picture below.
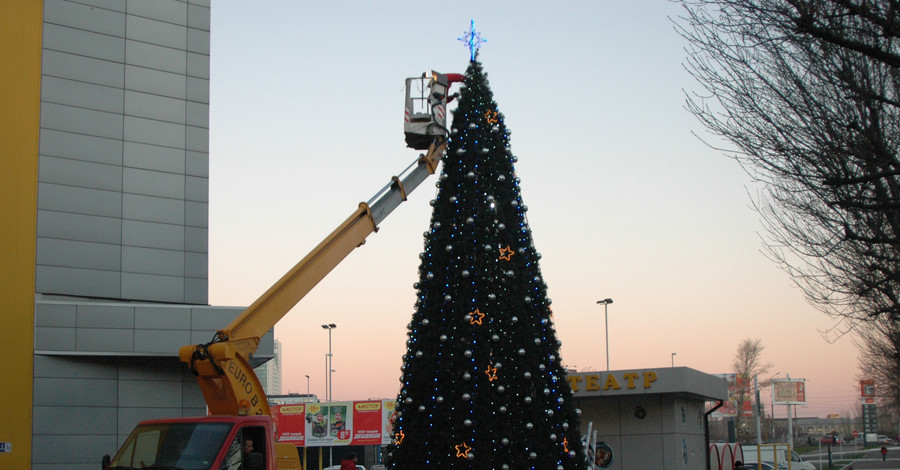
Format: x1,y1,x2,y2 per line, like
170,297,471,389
0,2,43,468
17,2,272,469
580,395,709,470
36,0,210,304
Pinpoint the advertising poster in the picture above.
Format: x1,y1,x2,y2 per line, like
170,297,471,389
383,400,398,445
272,404,306,445
274,400,396,447
711,374,753,418
772,379,807,405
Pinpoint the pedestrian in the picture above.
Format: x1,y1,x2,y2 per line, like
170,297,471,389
340,452,358,470
882,446,888,461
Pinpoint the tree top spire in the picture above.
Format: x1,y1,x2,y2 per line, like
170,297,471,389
458,19,486,61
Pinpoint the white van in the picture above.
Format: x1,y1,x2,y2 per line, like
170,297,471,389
741,444,815,470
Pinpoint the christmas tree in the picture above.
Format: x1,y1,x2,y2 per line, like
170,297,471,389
384,44,586,470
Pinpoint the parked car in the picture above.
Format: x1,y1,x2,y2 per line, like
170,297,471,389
878,434,894,445
820,434,842,445
324,465,365,470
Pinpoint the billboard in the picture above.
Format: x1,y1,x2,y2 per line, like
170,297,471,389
711,374,753,418
271,399,397,447
772,379,806,405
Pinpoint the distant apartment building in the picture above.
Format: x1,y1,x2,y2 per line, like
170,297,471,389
256,338,284,396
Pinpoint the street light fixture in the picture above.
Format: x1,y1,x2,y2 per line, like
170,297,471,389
596,298,613,371
671,352,676,367
321,324,337,402
321,323,337,468
305,374,310,401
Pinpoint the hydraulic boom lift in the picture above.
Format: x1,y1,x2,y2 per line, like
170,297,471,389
106,71,462,470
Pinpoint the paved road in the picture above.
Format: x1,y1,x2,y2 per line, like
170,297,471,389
803,445,897,469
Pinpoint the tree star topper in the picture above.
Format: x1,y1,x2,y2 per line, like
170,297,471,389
458,19,486,61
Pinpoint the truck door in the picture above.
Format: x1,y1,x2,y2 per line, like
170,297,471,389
223,425,267,470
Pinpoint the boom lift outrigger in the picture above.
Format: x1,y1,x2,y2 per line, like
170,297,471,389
107,71,462,470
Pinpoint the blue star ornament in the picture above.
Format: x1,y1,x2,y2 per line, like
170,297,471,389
458,20,486,61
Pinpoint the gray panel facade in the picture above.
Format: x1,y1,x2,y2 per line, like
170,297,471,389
37,0,210,304
29,2,267,470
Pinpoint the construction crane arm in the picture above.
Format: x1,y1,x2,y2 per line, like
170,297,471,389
178,138,447,416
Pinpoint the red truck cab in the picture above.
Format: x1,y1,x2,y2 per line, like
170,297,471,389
107,415,300,470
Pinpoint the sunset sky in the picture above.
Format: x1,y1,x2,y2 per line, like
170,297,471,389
207,1,863,419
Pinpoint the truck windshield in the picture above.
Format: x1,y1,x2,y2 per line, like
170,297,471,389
109,422,233,470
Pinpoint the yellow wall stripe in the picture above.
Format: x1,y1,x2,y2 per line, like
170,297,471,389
0,0,42,467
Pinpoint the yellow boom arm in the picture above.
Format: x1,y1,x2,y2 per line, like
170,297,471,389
179,139,446,416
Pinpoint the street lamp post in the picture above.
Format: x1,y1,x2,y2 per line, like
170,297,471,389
596,299,613,371
305,374,310,401
671,352,676,367
770,372,781,440
321,323,336,467
321,324,337,401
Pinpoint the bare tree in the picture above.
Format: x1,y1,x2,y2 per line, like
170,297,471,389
856,316,900,413
732,338,772,441
675,0,900,406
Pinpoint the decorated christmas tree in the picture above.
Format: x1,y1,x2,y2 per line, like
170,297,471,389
384,27,586,470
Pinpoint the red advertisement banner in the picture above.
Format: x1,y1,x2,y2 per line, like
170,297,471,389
273,399,396,447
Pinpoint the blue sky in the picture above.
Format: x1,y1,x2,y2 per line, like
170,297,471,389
207,1,861,418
